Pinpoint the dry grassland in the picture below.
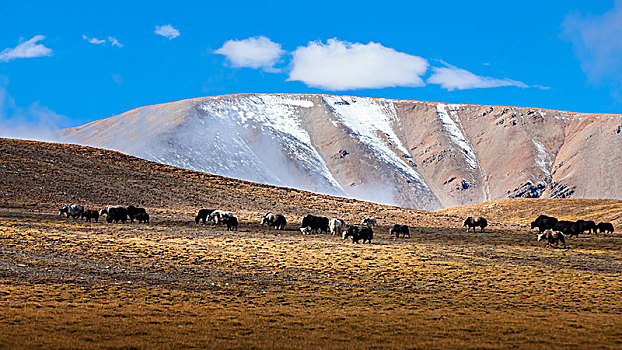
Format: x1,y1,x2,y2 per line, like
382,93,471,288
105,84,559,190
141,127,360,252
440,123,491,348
0,209,620,349
439,198,622,227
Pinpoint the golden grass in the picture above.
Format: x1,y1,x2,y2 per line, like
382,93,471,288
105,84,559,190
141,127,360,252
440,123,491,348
438,198,622,227
0,209,620,349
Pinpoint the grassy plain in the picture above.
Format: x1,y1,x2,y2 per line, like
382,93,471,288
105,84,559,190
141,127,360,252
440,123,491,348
1,209,621,349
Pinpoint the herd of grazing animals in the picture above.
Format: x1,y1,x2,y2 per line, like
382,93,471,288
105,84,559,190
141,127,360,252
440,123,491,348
58,204,150,224
56,204,615,247
530,214,615,248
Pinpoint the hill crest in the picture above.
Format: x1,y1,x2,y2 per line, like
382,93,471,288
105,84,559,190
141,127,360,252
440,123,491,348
58,93,622,209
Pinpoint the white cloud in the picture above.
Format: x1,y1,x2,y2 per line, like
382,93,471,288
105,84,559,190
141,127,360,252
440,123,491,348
427,62,529,91
108,36,123,48
563,1,622,91
288,39,428,90
82,35,105,45
155,24,180,40
0,35,52,62
215,36,284,71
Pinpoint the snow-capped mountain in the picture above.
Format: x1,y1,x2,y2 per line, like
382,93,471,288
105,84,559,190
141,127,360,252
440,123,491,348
58,94,622,210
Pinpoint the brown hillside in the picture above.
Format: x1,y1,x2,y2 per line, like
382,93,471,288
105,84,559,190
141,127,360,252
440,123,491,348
2,138,621,228
0,138,446,226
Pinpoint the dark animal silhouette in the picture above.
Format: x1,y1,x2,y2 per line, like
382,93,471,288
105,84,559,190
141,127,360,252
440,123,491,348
101,207,128,224
59,204,84,219
136,212,149,224
390,224,410,238
300,214,329,234
261,213,287,230
195,209,216,224
127,205,146,223
361,217,377,227
209,210,234,225
597,222,614,234
463,217,488,233
100,206,121,217
343,225,373,244
553,221,581,238
81,209,99,222
530,215,558,233
576,220,597,235
222,215,238,231
272,214,286,230
538,231,566,248
261,213,275,226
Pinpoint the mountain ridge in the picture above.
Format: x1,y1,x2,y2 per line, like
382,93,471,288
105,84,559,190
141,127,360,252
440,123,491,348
83,93,622,124
58,93,622,210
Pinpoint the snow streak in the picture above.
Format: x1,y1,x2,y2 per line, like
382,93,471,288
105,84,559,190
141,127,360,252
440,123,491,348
436,104,479,169
324,95,430,190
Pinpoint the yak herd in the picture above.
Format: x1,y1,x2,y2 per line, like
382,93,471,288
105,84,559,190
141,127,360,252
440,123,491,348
530,215,614,248
57,204,616,247
58,204,149,224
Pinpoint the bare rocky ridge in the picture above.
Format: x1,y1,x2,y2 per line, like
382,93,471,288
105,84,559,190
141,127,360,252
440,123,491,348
58,94,622,210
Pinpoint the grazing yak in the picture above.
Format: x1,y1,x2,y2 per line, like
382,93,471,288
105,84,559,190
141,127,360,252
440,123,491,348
261,213,275,226
99,206,119,217
300,214,329,234
136,212,150,224
100,206,128,224
530,215,558,233
463,217,487,233
81,209,99,222
361,217,377,227
329,218,346,236
222,215,238,231
59,204,84,219
195,209,216,224
390,224,410,238
538,231,567,249
553,221,581,238
209,210,234,225
127,205,147,223
272,214,287,230
261,213,287,230
597,222,615,234
576,220,598,235
343,225,373,244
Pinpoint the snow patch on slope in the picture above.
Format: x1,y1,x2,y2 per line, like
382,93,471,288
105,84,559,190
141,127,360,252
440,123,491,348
149,94,345,196
281,99,314,108
532,139,551,177
323,95,429,190
436,104,479,169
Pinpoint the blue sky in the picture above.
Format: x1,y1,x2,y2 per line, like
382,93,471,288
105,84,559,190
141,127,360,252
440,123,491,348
1,0,621,135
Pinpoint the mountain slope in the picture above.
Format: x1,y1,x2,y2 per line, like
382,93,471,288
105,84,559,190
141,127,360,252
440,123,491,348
59,94,622,210
0,138,446,226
